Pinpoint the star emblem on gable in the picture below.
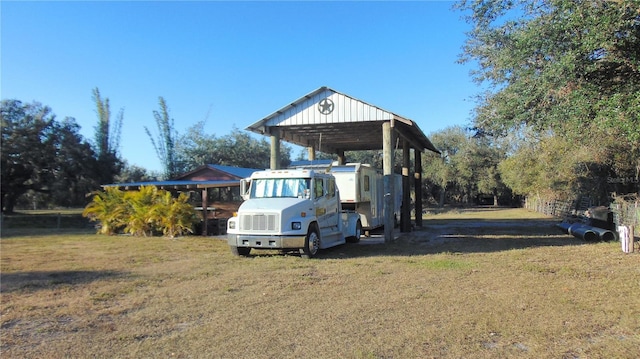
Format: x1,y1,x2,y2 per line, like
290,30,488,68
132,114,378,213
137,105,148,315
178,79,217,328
318,98,334,115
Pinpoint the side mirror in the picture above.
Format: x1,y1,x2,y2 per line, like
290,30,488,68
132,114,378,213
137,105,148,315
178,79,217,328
240,178,250,201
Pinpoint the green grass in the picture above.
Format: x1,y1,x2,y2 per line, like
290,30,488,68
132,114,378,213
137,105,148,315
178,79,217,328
1,208,639,358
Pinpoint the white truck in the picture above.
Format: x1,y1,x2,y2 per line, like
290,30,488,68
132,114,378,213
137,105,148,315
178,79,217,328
226,168,362,258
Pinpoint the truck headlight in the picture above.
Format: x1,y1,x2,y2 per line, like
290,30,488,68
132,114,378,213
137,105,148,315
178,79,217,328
228,220,236,229
291,222,302,230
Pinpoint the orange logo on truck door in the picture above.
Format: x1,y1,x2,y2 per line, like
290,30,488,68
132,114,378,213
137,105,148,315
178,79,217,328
316,207,326,216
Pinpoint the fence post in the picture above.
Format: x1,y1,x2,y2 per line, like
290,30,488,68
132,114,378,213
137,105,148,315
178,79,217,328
631,225,635,253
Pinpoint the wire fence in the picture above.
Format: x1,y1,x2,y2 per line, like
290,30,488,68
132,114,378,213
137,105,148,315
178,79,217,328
524,195,639,228
524,196,587,219
610,196,640,228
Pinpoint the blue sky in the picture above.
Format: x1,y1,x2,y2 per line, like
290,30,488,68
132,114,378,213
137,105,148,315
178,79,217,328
2,1,479,173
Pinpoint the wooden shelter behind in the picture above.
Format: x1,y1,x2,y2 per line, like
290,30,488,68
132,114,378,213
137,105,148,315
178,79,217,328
104,164,261,235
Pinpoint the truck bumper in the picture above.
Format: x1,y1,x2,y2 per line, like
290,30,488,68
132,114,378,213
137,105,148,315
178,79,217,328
227,234,306,249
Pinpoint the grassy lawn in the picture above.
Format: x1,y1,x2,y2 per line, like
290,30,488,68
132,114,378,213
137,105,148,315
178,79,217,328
1,208,639,358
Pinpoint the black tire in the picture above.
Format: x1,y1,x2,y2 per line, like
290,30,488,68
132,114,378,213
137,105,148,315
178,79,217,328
230,245,251,256
347,220,362,243
300,225,320,259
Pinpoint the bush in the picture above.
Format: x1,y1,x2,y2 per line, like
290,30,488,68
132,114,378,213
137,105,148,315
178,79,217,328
82,186,197,237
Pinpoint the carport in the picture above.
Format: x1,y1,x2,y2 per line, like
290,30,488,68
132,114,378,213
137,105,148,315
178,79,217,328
245,86,440,242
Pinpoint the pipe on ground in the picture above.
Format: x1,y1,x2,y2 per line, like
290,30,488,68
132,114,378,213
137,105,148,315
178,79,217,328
590,226,617,241
556,222,572,234
568,223,599,241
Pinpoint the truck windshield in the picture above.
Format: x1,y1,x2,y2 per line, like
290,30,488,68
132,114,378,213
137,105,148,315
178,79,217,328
251,178,310,199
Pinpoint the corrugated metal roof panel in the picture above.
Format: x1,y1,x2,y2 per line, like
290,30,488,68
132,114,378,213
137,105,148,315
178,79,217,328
102,180,240,190
246,86,439,154
263,89,395,128
208,165,261,179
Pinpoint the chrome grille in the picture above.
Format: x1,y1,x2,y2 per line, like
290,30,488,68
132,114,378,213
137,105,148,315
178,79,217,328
240,213,279,232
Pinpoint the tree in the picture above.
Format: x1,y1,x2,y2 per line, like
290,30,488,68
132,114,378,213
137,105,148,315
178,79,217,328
499,132,612,203
345,150,385,169
1,100,57,212
92,88,124,185
115,162,158,183
456,0,640,197
457,0,639,133
422,126,468,206
421,126,509,206
465,135,509,206
1,100,105,212
146,97,181,179
215,128,291,169
176,121,217,172
49,117,102,207
176,125,292,170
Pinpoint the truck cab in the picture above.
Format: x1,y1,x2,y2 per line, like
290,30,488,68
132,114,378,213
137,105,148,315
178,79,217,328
227,169,361,258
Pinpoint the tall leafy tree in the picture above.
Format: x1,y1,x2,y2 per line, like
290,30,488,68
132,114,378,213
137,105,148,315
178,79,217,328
176,125,291,170
115,162,158,183
422,126,508,206
175,120,217,172
146,97,181,179
422,126,468,206
50,117,102,207
92,88,123,185
216,128,291,169
344,150,385,169
1,100,57,212
464,135,509,206
456,0,640,197
1,100,100,212
92,88,123,158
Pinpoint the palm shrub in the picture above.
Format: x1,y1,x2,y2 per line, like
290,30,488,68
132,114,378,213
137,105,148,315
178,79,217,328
82,186,127,235
153,191,197,238
123,185,161,236
83,185,197,237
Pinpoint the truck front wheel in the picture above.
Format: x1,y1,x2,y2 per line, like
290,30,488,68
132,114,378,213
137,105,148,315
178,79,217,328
300,226,320,259
347,220,362,243
230,246,251,256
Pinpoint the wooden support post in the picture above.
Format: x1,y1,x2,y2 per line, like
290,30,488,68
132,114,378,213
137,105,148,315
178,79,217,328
414,150,423,228
270,127,281,170
631,225,635,253
401,140,411,233
337,150,346,165
202,188,208,236
308,146,316,161
383,121,395,243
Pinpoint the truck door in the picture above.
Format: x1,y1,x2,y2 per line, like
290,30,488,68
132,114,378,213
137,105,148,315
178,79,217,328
314,177,339,233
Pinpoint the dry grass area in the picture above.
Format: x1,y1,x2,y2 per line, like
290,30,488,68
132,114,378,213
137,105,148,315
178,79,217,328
1,207,639,358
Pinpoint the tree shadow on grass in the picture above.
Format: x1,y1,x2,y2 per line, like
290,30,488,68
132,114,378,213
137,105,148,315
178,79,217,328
0,270,128,293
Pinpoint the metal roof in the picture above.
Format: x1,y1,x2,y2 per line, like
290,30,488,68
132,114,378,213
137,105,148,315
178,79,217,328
102,165,261,190
103,180,240,190
246,86,439,154
175,164,262,181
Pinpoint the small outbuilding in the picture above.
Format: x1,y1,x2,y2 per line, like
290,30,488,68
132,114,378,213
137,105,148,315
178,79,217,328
104,164,261,235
